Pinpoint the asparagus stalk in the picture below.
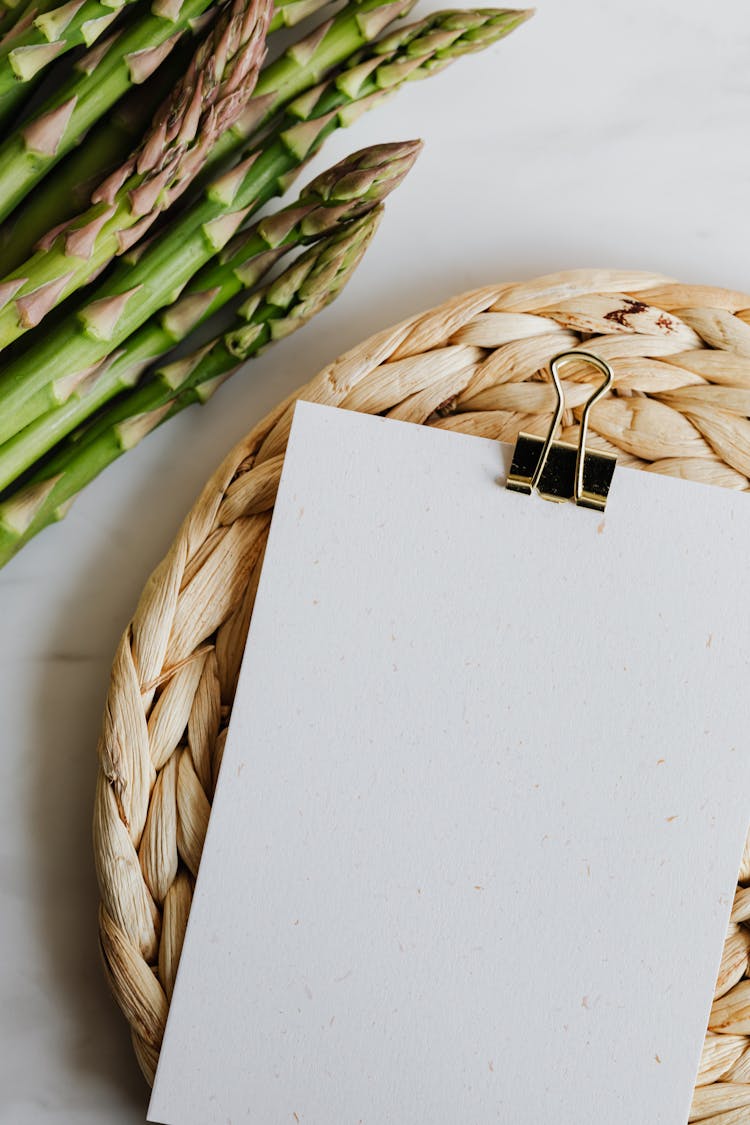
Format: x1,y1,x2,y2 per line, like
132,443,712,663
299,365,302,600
0,0,29,38
0,209,380,567
0,0,139,125
0,0,414,345
0,0,273,352
0,0,328,271
166,135,421,329
0,0,335,226
0,8,531,443
0,140,421,490
0,63,179,273
0,0,216,224
0,0,63,40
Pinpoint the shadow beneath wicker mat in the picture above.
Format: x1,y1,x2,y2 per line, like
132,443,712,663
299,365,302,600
23,488,190,1117
26,596,151,1113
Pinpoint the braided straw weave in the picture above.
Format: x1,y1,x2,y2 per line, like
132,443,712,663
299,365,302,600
95,268,750,1114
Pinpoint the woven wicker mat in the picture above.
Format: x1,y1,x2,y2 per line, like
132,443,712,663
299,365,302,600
94,269,750,1117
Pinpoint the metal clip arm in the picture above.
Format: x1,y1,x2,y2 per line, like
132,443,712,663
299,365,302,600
506,350,616,511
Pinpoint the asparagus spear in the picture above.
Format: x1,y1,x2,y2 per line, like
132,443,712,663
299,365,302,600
0,0,329,270
0,0,273,352
0,0,63,40
0,0,335,225
0,140,421,490
0,0,216,224
164,135,421,331
0,8,531,443
0,0,28,38
0,209,380,567
0,0,139,125
0,0,414,344
0,61,179,273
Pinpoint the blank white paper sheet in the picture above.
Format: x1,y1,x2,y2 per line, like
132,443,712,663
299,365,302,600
149,401,750,1125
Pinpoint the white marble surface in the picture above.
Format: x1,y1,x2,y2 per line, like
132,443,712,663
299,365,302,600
1,0,748,1120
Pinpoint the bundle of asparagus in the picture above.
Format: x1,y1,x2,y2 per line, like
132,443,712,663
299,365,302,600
0,140,421,492
0,0,532,564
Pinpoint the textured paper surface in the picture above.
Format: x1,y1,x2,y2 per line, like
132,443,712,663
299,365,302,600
149,401,750,1125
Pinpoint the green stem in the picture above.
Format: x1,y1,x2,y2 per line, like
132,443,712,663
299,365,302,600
0,0,62,41
0,0,213,224
0,0,142,126
0,0,331,225
0,2,28,38
0,8,530,445
0,140,420,489
0,208,380,567
0,0,414,352
0,35,192,270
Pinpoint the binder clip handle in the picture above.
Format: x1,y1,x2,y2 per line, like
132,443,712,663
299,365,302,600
506,350,616,511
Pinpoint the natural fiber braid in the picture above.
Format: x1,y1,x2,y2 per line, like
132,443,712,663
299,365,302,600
95,271,750,1111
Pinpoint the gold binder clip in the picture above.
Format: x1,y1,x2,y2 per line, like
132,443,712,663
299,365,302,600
506,350,616,511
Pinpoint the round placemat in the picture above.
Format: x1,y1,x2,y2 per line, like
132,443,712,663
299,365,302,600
93,268,750,1116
